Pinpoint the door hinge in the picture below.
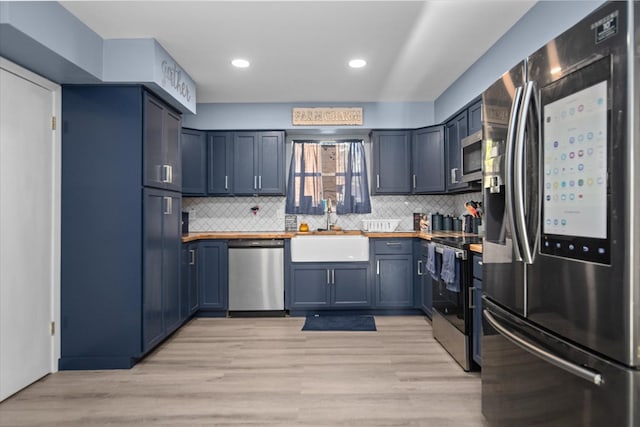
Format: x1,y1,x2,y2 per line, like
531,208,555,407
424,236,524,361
50,321,55,336
51,116,56,130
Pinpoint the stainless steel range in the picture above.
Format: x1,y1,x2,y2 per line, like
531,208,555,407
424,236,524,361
430,235,481,371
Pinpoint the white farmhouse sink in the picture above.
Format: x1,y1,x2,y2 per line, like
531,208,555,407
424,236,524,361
290,234,369,262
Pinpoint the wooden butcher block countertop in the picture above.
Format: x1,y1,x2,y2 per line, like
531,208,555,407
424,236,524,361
183,230,482,250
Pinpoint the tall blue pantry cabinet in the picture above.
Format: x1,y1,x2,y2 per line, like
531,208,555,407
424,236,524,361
60,86,182,370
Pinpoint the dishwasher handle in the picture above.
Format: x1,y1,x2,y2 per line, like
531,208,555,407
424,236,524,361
228,239,284,249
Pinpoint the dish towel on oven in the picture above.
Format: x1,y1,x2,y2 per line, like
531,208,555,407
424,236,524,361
426,243,437,279
441,247,459,292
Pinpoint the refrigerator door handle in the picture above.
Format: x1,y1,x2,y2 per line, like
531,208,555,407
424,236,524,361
483,309,604,386
506,86,525,262
513,81,538,265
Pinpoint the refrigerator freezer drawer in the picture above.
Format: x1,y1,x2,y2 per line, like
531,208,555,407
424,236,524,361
482,299,640,427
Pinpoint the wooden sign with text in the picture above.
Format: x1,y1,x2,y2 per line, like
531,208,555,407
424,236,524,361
292,107,363,126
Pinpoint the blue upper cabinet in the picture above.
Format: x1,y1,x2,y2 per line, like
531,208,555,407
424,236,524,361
257,131,285,195
208,131,233,195
233,132,259,194
143,92,182,192
412,126,445,194
445,110,469,192
233,131,285,195
181,129,207,195
371,130,412,194
468,99,483,134
446,98,483,193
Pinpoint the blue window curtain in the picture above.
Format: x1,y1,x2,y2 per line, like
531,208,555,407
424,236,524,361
285,140,371,215
336,141,371,214
285,142,324,214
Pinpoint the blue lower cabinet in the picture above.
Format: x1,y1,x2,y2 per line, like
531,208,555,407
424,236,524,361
332,266,369,306
290,265,331,308
180,244,190,321
367,239,415,309
414,240,433,317
187,245,200,316
289,263,370,309
143,189,182,352
374,255,414,307
198,240,228,312
180,243,200,322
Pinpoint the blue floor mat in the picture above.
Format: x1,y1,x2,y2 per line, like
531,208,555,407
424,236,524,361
302,315,376,331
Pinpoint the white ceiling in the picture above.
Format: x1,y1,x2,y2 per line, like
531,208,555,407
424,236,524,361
60,1,535,104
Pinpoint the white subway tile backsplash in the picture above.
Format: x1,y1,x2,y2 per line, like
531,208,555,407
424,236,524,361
183,192,482,232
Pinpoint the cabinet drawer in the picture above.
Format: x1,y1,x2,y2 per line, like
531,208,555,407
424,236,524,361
473,255,483,280
373,239,412,254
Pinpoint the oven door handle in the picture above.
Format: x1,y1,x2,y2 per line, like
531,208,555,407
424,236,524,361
483,309,604,386
434,245,466,260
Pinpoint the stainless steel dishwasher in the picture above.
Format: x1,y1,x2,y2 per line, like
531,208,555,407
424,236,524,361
227,239,285,314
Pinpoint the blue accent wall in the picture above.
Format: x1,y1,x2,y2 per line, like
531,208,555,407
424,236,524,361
182,101,435,130
0,1,197,113
0,1,103,82
434,0,606,122
0,0,608,123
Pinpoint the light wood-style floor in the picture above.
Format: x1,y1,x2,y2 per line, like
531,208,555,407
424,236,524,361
0,316,487,427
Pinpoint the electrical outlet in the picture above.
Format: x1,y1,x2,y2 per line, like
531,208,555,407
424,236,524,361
188,208,197,220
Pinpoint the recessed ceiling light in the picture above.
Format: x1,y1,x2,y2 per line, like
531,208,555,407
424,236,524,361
348,59,367,69
232,58,250,68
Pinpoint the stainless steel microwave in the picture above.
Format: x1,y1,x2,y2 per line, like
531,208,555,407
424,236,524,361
460,129,483,182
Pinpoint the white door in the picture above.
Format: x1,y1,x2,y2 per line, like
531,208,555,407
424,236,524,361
0,59,60,402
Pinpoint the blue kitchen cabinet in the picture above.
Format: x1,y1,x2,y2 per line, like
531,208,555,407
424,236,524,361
412,126,445,194
415,240,433,318
180,243,199,321
445,110,468,192
198,240,228,312
258,131,285,194
445,99,483,193
290,265,331,308
143,92,182,192
372,239,414,308
187,244,200,316
289,263,370,309
472,254,483,366
180,244,190,321
468,99,483,134
180,128,207,195
60,85,182,370
371,130,412,194
208,131,233,195
232,131,285,195
332,265,370,307
143,189,182,352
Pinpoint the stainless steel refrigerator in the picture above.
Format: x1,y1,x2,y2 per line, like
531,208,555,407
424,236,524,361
481,1,640,425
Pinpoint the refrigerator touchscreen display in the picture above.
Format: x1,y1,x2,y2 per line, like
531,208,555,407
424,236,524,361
542,80,608,239
540,57,611,265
